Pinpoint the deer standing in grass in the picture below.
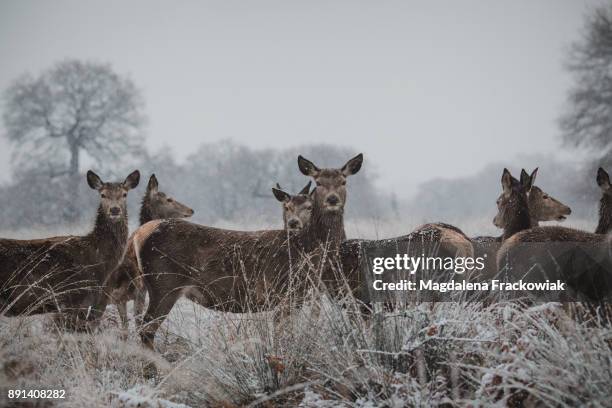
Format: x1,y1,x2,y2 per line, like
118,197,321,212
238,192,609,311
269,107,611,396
407,169,571,276
472,168,571,243
108,174,193,332
496,168,612,304
414,168,570,243
0,170,140,328
136,154,363,349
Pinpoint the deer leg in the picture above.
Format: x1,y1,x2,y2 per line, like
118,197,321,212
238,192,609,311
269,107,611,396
84,288,110,331
117,301,129,336
140,289,181,350
133,288,146,329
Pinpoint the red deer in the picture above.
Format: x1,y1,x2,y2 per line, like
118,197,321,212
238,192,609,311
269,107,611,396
407,169,569,276
137,154,363,349
108,174,194,332
473,168,571,243
0,170,140,328
496,168,612,304
415,168,570,247
341,168,537,303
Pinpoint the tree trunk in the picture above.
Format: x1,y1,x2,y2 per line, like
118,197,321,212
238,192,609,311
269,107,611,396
66,141,80,222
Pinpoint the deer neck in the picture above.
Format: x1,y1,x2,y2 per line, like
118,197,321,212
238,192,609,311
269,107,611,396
139,195,155,226
306,206,347,252
527,194,541,228
502,195,531,241
595,194,612,234
90,205,129,265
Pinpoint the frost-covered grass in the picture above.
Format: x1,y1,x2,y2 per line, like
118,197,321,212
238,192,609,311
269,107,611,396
2,296,611,407
1,217,610,407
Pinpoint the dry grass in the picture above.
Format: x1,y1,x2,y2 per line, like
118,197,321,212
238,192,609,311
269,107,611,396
2,280,611,407
1,218,610,407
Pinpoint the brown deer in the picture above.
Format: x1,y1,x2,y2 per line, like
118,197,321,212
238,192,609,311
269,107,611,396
473,168,571,244
337,168,542,309
416,168,570,246
496,168,612,305
297,154,363,250
137,154,362,349
496,167,612,268
0,170,140,328
108,174,194,332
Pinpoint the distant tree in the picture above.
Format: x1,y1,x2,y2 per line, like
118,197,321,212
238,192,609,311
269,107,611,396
2,59,145,220
560,6,612,165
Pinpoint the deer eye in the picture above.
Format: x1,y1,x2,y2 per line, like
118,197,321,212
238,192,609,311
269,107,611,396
122,193,127,198
341,180,347,186
101,193,107,199
316,181,322,187
167,198,173,203
543,194,549,199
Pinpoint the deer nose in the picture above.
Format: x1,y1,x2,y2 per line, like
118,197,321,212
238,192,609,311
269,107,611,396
110,207,121,216
326,195,340,206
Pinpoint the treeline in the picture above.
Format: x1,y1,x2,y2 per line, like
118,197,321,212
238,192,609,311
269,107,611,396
0,141,393,230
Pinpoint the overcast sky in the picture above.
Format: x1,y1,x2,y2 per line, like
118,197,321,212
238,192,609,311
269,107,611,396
0,0,603,197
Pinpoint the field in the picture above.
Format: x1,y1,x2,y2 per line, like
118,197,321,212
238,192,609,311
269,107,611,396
1,217,610,407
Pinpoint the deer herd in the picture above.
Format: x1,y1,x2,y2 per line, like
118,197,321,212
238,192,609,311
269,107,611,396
0,153,611,352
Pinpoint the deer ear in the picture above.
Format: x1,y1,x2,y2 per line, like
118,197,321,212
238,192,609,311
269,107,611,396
341,153,363,176
147,174,159,194
520,168,537,192
520,169,529,188
298,155,320,177
272,187,291,203
299,181,312,195
597,167,611,191
87,170,104,190
123,170,140,190
501,168,513,194
530,168,538,187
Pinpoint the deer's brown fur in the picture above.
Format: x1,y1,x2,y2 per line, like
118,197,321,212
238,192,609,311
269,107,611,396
108,174,193,331
497,168,612,300
0,170,140,327
137,154,362,349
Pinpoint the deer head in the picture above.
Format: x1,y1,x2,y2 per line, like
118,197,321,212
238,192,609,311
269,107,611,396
87,170,140,222
493,168,529,229
272,181,314,232
520,168,571,222
144,174,194,219
297,153,363,213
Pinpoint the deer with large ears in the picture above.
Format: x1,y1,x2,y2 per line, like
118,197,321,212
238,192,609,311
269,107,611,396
136,154,362,349
273,181,313,232
108,174,194,332
496,168,612,304
523,169,572,227
297,153,363,249
416,167,571,246
406,168,539,261
0,170,140,327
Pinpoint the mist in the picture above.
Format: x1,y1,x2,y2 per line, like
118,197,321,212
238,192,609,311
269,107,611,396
0,0,602,199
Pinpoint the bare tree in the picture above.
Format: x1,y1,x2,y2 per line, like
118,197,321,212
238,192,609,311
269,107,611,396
2,59,145,220
560,6,612,161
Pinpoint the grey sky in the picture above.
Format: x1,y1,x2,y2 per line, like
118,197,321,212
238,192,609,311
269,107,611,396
0,0,602,197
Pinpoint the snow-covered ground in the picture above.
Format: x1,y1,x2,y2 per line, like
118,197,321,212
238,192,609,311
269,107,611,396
1,217,609,407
